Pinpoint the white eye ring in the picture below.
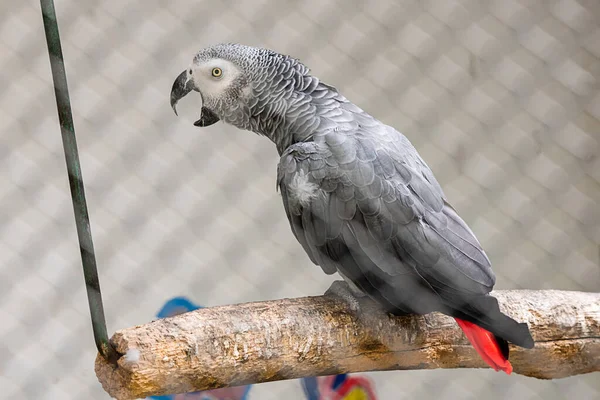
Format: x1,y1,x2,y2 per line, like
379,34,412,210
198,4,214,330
211,67,222,78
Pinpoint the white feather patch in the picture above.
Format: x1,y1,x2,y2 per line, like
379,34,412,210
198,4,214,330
288,171,319,208
123,348,140,363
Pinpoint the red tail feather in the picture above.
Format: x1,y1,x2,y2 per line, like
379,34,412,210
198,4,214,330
455,318,513,375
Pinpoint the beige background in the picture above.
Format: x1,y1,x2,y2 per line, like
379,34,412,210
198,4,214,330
1,0,599,398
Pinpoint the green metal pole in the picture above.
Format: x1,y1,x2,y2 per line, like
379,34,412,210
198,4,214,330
40,0,118,364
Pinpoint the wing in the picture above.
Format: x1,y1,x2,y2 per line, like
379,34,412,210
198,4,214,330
277,131,495,312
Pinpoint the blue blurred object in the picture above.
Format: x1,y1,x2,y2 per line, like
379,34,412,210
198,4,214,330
331,374,347,391
301,376,320,400
156,296,204,318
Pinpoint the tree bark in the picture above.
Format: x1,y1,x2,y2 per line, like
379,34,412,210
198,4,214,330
95,290,600,400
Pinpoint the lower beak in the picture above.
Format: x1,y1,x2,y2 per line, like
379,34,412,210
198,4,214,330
193,107,220,127
170,70,220,128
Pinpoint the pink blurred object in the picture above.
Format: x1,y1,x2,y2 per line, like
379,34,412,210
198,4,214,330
171,385,250,400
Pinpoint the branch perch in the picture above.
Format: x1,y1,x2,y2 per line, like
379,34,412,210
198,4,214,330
96,290,600,399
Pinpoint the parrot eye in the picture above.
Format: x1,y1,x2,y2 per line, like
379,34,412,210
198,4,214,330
188,68,192,75
211,67,222,78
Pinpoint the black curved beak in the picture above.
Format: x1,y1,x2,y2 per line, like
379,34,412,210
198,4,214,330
170,70,220,127
170,70,194,116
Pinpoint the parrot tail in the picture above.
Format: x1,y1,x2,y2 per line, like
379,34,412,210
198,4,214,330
454,318,513,375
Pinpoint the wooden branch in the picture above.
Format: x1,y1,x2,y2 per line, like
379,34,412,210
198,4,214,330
95,290,600,399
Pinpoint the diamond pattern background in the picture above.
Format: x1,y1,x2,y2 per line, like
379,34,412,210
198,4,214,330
1,0,599,399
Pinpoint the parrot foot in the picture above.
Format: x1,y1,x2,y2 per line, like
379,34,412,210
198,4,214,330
325,280,364,313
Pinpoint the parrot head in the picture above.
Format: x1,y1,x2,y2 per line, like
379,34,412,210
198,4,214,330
170,43,272,128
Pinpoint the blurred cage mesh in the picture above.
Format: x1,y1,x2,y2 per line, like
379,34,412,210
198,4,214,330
1,0,600,398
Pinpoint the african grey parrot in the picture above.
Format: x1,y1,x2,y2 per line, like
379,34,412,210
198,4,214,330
170,43,534,373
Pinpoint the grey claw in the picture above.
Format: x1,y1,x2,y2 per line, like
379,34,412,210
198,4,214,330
325,280,362,312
